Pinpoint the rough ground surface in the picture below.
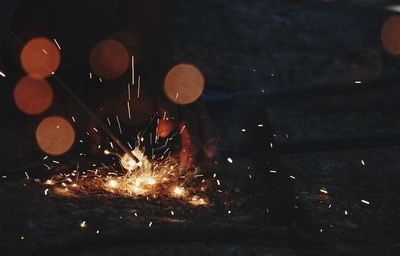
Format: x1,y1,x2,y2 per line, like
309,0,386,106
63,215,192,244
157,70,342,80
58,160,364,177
1,0,400,255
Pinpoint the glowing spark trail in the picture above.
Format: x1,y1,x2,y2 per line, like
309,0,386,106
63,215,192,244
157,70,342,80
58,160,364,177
53,38,61,50
137,75,141,99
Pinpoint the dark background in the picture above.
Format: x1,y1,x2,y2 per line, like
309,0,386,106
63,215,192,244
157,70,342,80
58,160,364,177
1,0,400,255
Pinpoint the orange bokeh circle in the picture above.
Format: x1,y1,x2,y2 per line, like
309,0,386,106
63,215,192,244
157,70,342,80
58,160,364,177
164,64,205,105
89,39,129,79
381,15,400,56
14,76,53,115
20,37,61,78
35,116,75,156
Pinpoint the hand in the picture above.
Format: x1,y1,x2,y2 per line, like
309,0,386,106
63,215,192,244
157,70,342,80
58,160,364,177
155,97,219,170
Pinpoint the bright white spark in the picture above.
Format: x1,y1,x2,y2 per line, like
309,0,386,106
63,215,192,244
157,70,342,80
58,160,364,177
320,188,328,194
127,101,131,119
80,221,87,228
132,56,135,85
53,38,61,50
116,115,122,134
137,75,141,98
361,199,370,205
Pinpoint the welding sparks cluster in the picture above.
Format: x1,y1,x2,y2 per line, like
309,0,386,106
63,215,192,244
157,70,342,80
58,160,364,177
42,145,210,207
102,147,209,205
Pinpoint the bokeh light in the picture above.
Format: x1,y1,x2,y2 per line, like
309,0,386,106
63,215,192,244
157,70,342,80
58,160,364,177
381,15,400,55
89,39,129,79
35,116,75,156
20,37,61,78
164,64,205,105
14,76,53,115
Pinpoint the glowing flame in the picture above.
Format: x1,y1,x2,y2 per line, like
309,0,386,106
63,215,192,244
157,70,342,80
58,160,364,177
49,145,209,207
172,186,186,197
108,179,119,188
120,148,147,171
189,196,207,206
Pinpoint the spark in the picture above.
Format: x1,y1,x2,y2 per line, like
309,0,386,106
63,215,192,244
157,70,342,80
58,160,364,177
386,5,400,13
189,196,207,206
361,160,365,166
361,199,370,205
53,38,61,50
345,210,348,215
71,116,76,123
137,75,141,99
0,71,6,78
127,101,132,119
172,186,186,197
108,179,118,188
320,188,328,194
44,188,49,195
227,157,233,163
127,142,133,150
354,80,362,85
24,171,30,179
131,56,135,85
80,221,87,228
241,128,246,132
179,125,186,134
257,124,263,127
116,115,122,134
148,221,153,228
